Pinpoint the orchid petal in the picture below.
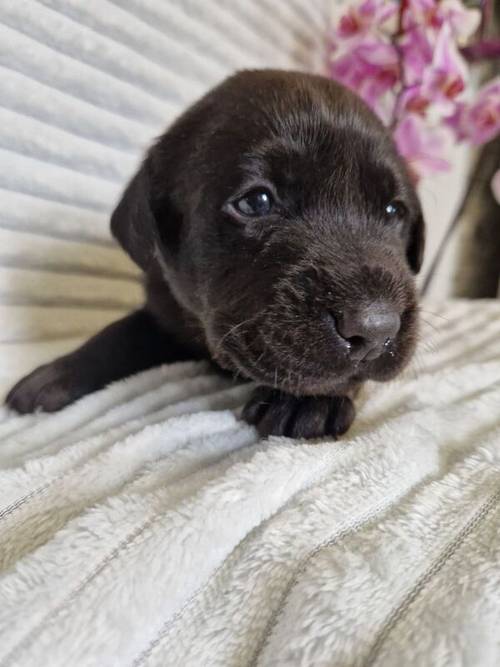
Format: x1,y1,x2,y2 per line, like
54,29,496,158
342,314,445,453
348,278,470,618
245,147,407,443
440,0,481,42
394,114,452,177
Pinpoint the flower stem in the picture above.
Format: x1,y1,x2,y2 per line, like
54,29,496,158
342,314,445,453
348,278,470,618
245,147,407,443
461,39,500,62
390,0,410,129
480,0,493,39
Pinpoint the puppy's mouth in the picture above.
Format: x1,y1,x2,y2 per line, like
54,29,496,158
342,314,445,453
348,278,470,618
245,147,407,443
209,305,418,395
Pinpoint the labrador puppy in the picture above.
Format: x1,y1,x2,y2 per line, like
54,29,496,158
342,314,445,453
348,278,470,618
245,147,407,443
6,70,424,439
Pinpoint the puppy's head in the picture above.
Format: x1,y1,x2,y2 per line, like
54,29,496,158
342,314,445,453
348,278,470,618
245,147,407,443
112,70,424,395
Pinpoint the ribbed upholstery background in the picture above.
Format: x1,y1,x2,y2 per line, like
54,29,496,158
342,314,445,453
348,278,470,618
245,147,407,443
0,0,330,395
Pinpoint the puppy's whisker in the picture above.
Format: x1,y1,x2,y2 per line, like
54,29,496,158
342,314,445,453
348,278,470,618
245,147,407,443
419,317,441,336
215,320,250,351
212,311,265,357
419,308,451,323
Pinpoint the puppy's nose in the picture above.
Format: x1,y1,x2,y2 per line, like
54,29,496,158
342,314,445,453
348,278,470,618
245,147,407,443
336,303,400,361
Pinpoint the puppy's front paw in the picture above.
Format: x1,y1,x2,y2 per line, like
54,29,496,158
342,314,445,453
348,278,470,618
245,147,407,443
242,387,355,439
5,358,89,414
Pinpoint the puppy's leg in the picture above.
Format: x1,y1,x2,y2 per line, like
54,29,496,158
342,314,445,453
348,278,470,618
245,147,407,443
242,386,359,439
6,309,194,414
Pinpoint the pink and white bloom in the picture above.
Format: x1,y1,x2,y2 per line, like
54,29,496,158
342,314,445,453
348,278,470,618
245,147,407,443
420,24,468,111
394,114,452,180
446,78,500,144
439,0,481,43
399,24,467,116
403,0,481,42
333,0,397,41
403,0,444,33
428,24,468,96
329,40,399,109
399,26,434,86
443,101,469,140
328,0,499,186
464,77,500,144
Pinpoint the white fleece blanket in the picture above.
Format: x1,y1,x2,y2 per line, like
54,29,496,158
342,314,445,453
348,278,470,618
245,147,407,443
1,5,499,664
1,298,500,666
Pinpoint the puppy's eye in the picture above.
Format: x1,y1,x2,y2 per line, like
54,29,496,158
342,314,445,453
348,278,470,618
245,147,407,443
385,200,407,220
234,189,273,217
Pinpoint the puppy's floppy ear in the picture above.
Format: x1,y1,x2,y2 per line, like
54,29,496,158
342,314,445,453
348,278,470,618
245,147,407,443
111,143,183,271
110,162,157,271
407,212,425,274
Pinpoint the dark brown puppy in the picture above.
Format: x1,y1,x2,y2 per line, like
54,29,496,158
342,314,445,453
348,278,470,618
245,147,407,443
6,70,424,439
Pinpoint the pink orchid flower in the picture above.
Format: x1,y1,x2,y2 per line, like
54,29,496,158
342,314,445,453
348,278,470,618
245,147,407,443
328,0,499,190
398,85,431,116
403,0,444,32
446,77,500,144
403,0,480,42
443,102,469,140
399,24,467,116
464,77,500,144
418,24,468,112
329,40,399,109
438,0,481,42
427,24,468,99
334,0,397,40
400,26,434,86
394,113,451,180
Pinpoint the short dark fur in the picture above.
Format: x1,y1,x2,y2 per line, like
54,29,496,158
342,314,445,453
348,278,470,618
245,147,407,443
6,70,424,439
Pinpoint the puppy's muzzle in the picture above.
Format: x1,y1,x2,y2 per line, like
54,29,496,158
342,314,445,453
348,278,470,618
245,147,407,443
331,301,401,362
